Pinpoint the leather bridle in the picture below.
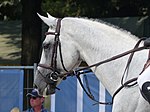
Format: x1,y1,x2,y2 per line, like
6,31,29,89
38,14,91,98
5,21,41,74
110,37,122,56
37,18,150,105
38,18,68,94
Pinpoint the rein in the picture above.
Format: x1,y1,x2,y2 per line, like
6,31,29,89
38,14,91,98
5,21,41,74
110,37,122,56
38,18,150,105
61,37,149,105
59,44,148,78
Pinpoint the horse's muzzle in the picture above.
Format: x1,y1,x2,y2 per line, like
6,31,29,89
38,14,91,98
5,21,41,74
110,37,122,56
48,85,57,95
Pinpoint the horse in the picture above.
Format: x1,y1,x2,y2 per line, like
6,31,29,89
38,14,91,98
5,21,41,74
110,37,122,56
34,13,150,112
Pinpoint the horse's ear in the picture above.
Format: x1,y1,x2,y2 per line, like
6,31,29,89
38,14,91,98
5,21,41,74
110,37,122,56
37,13,56,27
47,13,56,20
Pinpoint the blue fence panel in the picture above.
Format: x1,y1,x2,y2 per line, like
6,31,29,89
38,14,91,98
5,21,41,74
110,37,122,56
0,69,24,112
50,71,112,112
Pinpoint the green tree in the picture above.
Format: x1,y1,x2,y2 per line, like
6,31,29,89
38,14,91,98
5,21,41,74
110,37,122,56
41,0,150,18
0,0,21,20
42,0,112,18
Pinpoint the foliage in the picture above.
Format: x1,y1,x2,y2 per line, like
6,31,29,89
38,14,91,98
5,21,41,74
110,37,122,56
42,0,150,18
0,0,21,20
42,0,113,18
0,0,150,20
117,0,150,16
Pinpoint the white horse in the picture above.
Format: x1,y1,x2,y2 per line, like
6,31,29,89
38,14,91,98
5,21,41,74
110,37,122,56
34,13,150,112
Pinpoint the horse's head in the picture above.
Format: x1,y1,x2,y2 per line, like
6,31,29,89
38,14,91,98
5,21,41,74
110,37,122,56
34,13,82,95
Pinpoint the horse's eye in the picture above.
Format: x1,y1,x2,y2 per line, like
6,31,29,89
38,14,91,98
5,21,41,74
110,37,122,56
43,43,50,49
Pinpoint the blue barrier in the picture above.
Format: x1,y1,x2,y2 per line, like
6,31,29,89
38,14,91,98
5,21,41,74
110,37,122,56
0,69,24,112
50,71,112,112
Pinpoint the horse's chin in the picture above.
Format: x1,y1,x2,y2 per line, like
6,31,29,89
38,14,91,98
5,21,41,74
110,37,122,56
43,85,56,96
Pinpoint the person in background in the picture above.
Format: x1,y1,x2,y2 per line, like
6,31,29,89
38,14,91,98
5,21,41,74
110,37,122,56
25,89,49,112
10,107,20,112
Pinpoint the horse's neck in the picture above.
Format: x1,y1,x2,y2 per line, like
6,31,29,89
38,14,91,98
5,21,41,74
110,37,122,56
65,18,148,95
70,18,139,64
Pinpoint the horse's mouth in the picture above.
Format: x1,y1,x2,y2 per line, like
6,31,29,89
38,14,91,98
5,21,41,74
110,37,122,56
34,83,56,96
44,85,56,95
